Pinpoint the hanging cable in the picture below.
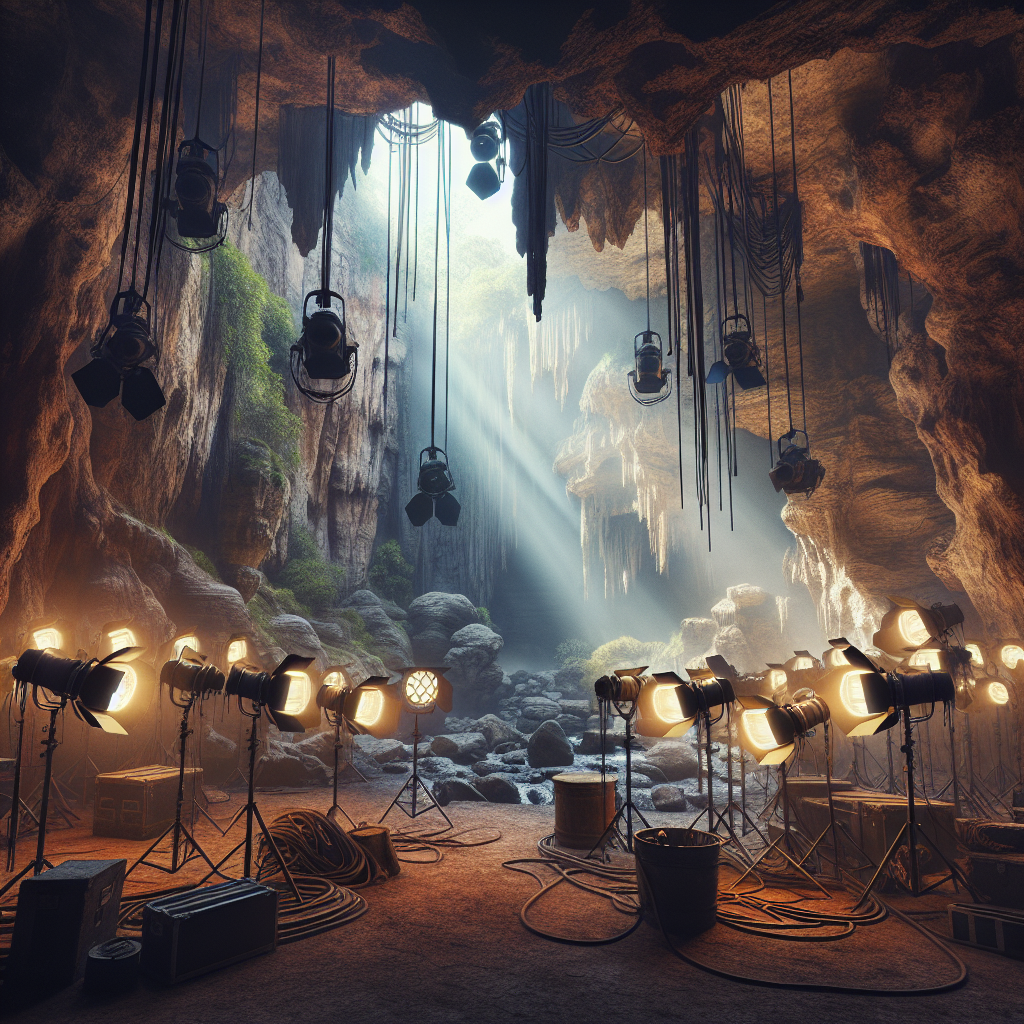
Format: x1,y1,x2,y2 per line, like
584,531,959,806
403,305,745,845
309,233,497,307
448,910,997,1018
788,70,808,435
191,0,209,138
430,122,442,450
643,143,651,334
768,77,794,433
246,0,265,230
444,124,451,453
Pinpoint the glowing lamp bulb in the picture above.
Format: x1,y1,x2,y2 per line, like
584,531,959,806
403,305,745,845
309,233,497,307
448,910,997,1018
173,635,199,660
767,669,787,689
826,649,848,668
405,670,439,708
32,628,62,651
898,610,930,646
966,644,984,667
651,683,685,725
792,657,813,671
107,663,137,713
743,710,777,751
908,649,943,671
227,639,247,664
322,671,345,689
283,671,312,715
108,627,136,651
840,671,870,717
988,682,1010,706
1000,645,1024,670
354,688,384,728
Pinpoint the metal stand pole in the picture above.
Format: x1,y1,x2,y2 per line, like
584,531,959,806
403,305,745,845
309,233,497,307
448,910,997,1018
588,702,650,855
379,716,452,829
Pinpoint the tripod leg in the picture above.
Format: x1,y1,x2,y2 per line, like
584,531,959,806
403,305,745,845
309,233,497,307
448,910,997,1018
327,803,358,829
914,827,979,900
854,820,909,910
252,803,302,902
194,799,227,834
125,821,177,879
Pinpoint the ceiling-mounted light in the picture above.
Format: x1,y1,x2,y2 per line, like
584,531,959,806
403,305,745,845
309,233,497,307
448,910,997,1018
627,329,672,406
769,429,825,497
166,137,227,249
405,446,461,527
72,289,166,421
872,596,964,655
466,121,504,200
706,314,765,390
225,654,317,732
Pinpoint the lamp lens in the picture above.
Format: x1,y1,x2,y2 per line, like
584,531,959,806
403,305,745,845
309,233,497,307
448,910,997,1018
227,639,247,664
965,644,984,667
768,669,787,689
744,710,778,751
107,627,136,652
826,649,848,668
322,671,344,689
283,671,312,714
651,683,685,724
1000,645,1024,669
792,656,814,671
106,663,137,713
897,610,930,646
908,649,943,671
989,682,1010,705
173,635,199,660
405,670,439,708
354,688,385,727
840,671,870,716
32,628,62,651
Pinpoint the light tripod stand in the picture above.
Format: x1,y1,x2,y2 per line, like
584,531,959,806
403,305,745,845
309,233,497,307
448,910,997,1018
203,699,303,901
324,710,365,828
703,706,768,854
125,690,218,878
379,714,452,829
589,698,649,855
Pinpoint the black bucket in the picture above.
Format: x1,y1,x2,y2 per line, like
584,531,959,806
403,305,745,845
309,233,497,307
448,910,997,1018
633,827,725,937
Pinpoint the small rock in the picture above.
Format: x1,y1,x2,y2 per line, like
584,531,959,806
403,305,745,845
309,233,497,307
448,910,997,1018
644,740,700,781
382,761,411,775
499,750,528,766
516,716,544,734
628,772,656,788
527,720,575,768
520,696,561,720
542,691,563,701
474,713,522,750
354,737,407,764
558,699,592,718
556,714,586,733
685,792,709,811
651,784,689,812
493,741,522,755
474,774,522,803
432,779,485,806
631,759,669,784
471,760,512,777
430,732,488,764
527,788,546,805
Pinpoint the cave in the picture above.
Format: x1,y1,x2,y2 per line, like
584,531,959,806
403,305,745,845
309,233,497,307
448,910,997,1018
1,0,1023,1020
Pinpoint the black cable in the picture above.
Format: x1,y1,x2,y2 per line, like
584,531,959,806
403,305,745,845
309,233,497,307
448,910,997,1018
383,136,393,429
768,77,794,433
788,70,808,437
246,0,265,230
642,142,650,333
191,0,208,139
429,122,441,449
320,56,335,294
444,124,451,454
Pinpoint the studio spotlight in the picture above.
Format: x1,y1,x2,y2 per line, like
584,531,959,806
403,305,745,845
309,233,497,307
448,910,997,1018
769,429,825,497
160,650,225,697
405,447,460,527
706,314,766,390
738,695,829,766
171,633,201,661
999,643,1024,673
972,677,1011,707
225,654,318,732
313,666,367,826
342,676,403,738
291,289,358,402
635,672,691,738
627,329,672,406
872,596,964,655
466,120,504,200
166,137,227,248
72,289,166,421
28,621,68,655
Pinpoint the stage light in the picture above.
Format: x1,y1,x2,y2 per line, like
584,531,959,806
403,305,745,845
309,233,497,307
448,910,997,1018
316,667,354,714
226,636,249,665
983,680,1010,706
595,668,689,737
406,447,461,527
342,677,402,738
677,666,736,726
872,596,964,655
102,625,142,714
12,649,130,734
172,634,200,660
907,648,944,671
467,121,504,199
737,695,829,766
160,653,225,696
769,429,825,497
1000,644,1024,670
823,647,848,669
225,654,316,732
706,314,765,390
400,668,453,714
72,289,165,421
627,329,672,406
167,137,227,245
291,289,358,402
787,652,817,672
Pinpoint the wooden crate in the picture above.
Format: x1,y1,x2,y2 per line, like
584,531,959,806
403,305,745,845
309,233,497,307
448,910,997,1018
93,765,202,840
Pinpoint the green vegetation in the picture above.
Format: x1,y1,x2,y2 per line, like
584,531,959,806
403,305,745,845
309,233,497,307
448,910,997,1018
276,523,345,613
583,636,669,681
184,544,220,581
368,540,414,607
476,606,493,629
209,242,301,470
555,638,589,668
336,608,377,654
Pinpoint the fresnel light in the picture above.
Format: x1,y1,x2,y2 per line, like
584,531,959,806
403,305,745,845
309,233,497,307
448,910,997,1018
466,120,505,200
405,447,461,527
706,314,766,390
627,329,672,406
291,289,358,400
72,288,166,421
871,596,965,655
166,137,227,249
225,654,318,732
769,429,826,497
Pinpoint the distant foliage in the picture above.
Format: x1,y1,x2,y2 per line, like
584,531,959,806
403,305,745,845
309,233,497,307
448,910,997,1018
276,523,345,612
210,242,301,470
583,637,669,682
476,606,493,628
337,609,378,654
368,540,414,607
555,639,589,668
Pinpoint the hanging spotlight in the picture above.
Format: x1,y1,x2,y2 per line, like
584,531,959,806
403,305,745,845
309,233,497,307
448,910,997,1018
12,649,131,734
737,694,830,766
466,120,504,200
225,654,317,732
166,137,227,249
706,314,766,390
72,289,166,421
291,289,358,402
769,429,825,497
627,329,672,406
405,446,461,527
872,596,965,655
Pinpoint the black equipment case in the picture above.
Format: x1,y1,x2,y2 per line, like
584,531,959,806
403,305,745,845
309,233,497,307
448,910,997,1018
93,764,202,840
141,879,278,982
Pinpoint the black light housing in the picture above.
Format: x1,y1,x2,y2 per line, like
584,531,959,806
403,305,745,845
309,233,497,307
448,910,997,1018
72,289,166,421
225,653,316,732
769,429,826,497
466,121,504,200
627,329,672,405
160,649,225,696
291,289,358,402
166,137,227,248
12,648,130,735
737,694,830,765
706,314,766,390
406,446,460,527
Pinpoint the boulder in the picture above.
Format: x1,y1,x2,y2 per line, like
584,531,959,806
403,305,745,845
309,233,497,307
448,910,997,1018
433,779,486,806
558,699,592,718
443,624,506,716
471,760,516,777
726,583,770,608
408,593,480,663
381,761,411,774
556,714,586,733
292,729,335,764
651,784,689,812
493,741,522,755
527,720,575,768
644,740,700,782
202,723,237,761
709,623,757,675
430,732,489,764
354,736,407,764
474,713,522,750
267,614,324,659
520,696,561,720
310,619,349,647
577,713,627,754
341,590,413,670
474,774,522,804
631,759,669,785
527,788,547,805
678,617,718,655
258,743,330,788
